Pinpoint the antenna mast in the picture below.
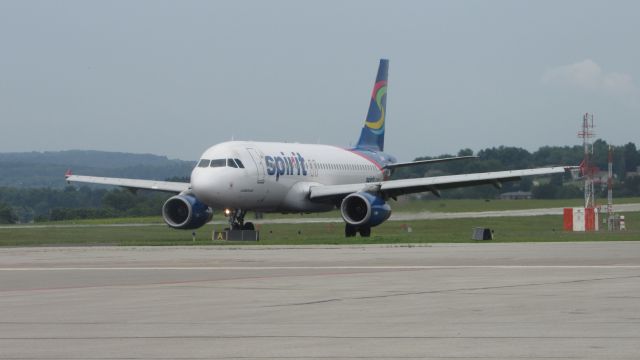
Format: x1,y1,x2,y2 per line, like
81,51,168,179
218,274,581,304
578,113,595,208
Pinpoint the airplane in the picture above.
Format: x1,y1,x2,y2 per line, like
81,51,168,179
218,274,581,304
66,59,571,237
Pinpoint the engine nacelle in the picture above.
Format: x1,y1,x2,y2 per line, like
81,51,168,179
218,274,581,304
162,194,212,229
340,192,391,227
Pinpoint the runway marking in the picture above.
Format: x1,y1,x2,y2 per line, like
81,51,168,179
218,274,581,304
1,265,640,271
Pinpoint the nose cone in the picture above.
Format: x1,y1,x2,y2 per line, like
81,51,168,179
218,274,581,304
190,168,216,205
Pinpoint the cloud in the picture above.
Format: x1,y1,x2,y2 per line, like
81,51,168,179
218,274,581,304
542,59,637,98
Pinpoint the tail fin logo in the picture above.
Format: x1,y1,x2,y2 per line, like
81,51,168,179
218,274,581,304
365,80,387,134
355,59,388,152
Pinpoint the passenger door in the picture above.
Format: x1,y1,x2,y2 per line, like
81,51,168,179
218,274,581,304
246,148,265,184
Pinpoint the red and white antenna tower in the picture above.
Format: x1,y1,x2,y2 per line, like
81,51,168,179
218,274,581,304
578,113,595,208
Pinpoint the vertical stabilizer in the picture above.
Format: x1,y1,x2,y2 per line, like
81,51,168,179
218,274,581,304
355,59,388,152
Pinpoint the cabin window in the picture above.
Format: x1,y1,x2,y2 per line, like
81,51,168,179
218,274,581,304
210,159,226,167
234,159,245,168
197,159,210,167
227,158,238,168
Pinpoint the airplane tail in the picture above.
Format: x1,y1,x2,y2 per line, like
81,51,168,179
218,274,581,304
355,59,388,152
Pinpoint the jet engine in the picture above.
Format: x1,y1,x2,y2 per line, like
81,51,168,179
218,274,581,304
340,192,391,227
162,194,212,229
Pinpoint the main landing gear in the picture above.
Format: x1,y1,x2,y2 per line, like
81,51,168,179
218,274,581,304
345,224,371,238
225,209,255,231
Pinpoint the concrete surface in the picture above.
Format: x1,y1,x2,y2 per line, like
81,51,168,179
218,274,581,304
1,242,640,359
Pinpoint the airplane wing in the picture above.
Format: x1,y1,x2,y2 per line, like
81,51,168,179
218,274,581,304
65,174,190,193
309,166,572,200
383,156,478,170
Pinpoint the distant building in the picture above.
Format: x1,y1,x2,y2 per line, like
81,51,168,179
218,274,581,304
593,171,609,184
498,191,533,200
627,166,640,178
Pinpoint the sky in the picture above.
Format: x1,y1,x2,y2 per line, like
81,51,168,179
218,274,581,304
1,0,639,161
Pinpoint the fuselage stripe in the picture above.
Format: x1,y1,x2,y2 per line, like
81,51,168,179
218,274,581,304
346,149,384,172
326,145,383,171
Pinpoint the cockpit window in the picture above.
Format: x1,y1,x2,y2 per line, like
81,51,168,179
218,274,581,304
197,159,210,167
234,159,245,168
210,159,226,167
227,158,238,168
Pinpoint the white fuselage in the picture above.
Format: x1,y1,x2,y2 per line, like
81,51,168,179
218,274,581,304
190,141,385,212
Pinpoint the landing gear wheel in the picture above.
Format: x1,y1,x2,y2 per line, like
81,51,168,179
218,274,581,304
359,227,371,237
227,209,247,230
345,224,357,237
243,222,255,231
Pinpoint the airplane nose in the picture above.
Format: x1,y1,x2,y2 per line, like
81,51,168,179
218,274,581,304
190,168,225,206
190,169,210,200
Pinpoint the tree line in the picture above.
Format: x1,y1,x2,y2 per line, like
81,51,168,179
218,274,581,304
0,186,169,224
394,139,640,199
397,140,640,178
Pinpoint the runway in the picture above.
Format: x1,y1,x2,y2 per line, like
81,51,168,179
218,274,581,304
1,242,640,359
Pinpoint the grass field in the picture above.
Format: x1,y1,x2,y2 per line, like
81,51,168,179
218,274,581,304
391,197,640,212
1,211,638,246
31,197,640,226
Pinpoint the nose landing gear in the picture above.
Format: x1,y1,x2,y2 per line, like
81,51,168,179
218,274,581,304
216,208,259,241
225,209,255,231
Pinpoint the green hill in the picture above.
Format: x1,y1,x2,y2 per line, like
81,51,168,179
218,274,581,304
0,150,195,188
